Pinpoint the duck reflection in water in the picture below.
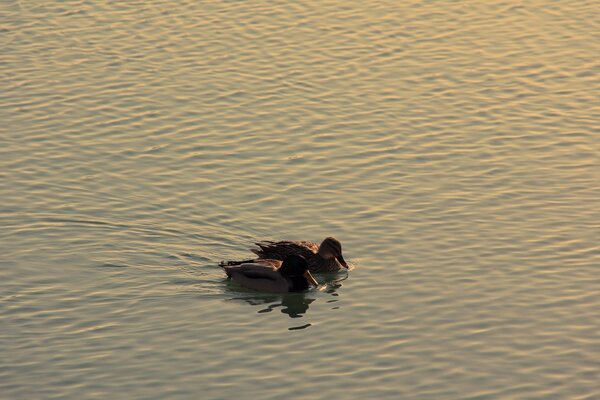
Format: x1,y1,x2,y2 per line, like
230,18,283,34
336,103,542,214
258,294,315,318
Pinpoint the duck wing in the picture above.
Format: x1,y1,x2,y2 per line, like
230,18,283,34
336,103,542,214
252,240,318,261
219,258,280,268
221,261,289,293
221,260,279,276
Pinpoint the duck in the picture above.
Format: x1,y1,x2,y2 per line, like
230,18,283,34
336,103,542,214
220,254,319,293
223,237,349,273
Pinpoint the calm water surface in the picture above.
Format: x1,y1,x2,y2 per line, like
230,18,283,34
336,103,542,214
2,1,599,398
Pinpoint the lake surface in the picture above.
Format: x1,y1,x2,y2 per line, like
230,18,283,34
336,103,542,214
2,1,599,398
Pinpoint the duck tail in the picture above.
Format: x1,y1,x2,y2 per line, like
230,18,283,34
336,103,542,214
252,241,275,257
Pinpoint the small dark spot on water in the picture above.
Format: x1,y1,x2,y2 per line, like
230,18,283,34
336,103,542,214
288,323,311,331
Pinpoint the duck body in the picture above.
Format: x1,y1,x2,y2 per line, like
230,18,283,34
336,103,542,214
252,237,348,273
220,255,318,293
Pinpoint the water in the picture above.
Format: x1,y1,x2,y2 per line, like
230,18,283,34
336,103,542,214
2,1,599,398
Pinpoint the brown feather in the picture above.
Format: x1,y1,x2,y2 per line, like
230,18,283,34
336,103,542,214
251,240,343,273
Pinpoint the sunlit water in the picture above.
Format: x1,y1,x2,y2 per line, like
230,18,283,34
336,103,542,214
2,1,599,398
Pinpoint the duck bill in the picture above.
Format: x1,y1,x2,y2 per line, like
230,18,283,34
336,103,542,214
303,270,319,287
337,255,349,269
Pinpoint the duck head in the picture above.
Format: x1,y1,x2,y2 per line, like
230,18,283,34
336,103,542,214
317,237,348,268
279,254,319,289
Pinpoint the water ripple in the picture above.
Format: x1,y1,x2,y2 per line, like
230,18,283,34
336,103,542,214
2,0,599,399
